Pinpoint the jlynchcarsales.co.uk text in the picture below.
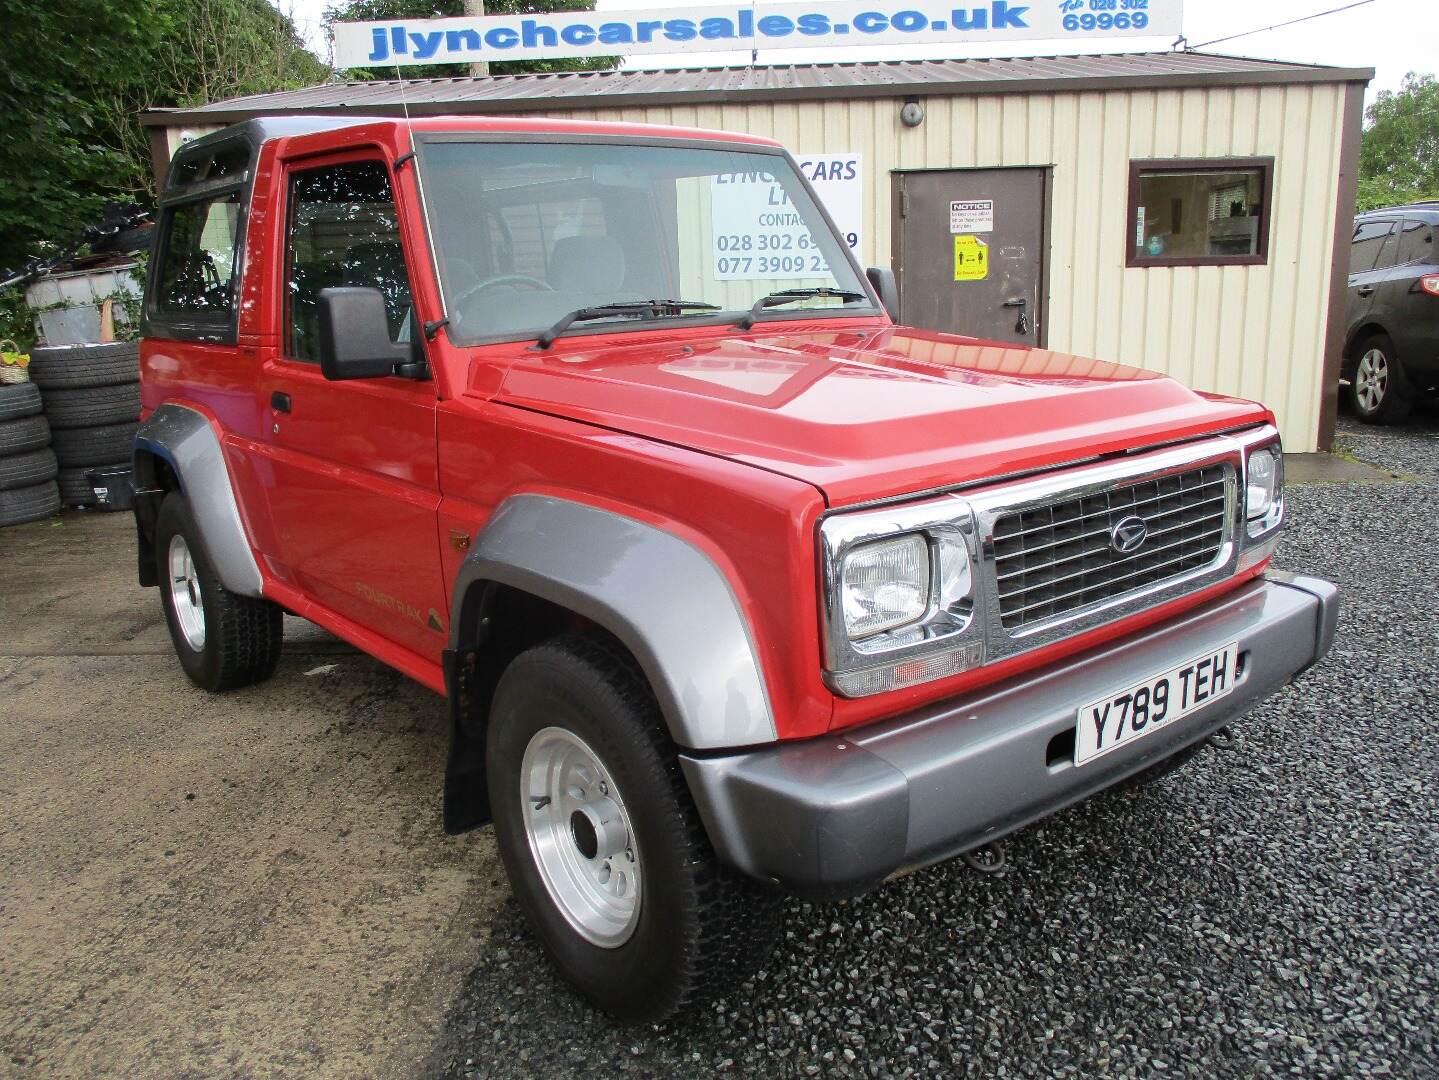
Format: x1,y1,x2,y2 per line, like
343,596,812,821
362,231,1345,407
363,2,1156,62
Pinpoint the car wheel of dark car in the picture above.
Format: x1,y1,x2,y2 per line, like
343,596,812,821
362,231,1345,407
1347,333,1413,424
154,492,284,692
486,634,782,1022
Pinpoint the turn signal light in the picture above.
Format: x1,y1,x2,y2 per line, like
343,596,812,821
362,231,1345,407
1420,275,1439,297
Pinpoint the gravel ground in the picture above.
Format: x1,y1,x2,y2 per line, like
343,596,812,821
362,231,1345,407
432,410,1439,1080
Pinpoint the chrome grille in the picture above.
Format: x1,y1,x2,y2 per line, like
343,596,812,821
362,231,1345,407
991,464,1231,631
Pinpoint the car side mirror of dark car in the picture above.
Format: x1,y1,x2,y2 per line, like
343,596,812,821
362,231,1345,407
317,287,411,381
866,267,900,322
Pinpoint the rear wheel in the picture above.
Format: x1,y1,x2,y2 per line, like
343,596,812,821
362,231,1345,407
154,492,283,691
1347,334,1412,424
487,635,781,1021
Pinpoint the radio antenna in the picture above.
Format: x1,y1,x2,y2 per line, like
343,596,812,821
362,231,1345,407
394,61,416,153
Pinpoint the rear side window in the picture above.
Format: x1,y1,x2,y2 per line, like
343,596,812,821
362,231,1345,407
1349,220,1395,274
153,192,242,318
286,160,411,363
1397,219,1435,265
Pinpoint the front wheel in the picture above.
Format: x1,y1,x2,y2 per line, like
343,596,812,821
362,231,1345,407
487,635,781,1021
1347,334,1413,424
154,493,283,692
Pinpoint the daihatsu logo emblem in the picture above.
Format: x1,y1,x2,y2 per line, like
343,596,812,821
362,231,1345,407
1110,515,1149,554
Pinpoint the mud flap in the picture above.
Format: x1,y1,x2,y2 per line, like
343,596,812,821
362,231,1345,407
443,648,491,833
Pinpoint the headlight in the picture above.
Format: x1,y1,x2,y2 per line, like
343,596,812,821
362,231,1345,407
1245,445,1283,534
840,534,930,638
821,501,983,696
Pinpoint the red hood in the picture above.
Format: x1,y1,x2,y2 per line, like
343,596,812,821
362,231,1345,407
490,324,1270,506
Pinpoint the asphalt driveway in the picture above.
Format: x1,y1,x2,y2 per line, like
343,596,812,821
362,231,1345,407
2,413,1436,1079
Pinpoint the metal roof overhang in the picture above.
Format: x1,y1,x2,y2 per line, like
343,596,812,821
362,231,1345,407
141,52,1374,128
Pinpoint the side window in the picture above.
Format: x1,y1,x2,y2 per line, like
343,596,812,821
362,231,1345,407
154,192,241,318
1396,219,1435,266
1350,221,1395,275
286,160,411,363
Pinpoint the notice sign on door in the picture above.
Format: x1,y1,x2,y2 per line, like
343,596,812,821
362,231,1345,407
950,199,994,234
711,154,862,280
954,235,988,281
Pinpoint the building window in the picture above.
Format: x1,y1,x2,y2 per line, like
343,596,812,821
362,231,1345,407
1126,158,1273,267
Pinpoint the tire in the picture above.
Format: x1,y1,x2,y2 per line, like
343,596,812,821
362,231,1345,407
0,480,60,527
40,382,140,429
487,635,782,1022
0,382,43,421
153,492,283,692
0,448,59,491
50,421,138,467
1347,333,1413,425
57,466,98,506
0,414,51,456
26,342,139,390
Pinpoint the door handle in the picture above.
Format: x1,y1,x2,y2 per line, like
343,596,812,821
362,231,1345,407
1356,285,1376,298
270,391,292,413
1002,297,1028,308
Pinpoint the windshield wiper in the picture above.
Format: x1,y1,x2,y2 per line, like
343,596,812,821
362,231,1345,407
536,299,720,349
737,287,867,330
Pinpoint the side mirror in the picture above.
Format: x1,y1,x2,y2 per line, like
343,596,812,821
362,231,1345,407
866,267,900,322
317,287,409,381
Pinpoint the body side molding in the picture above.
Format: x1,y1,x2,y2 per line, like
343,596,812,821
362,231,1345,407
133,403,264,597
450,494,778,750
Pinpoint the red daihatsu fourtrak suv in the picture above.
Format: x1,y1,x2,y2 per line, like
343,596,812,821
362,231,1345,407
133,115,1337,1020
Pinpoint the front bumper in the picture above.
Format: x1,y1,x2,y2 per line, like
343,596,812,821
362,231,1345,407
681,571,1338,899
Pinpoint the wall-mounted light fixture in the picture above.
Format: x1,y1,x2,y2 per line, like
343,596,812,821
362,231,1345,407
899,98,925,128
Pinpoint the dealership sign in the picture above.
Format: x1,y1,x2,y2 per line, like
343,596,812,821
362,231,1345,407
335,0,1183,68
711,154,863,280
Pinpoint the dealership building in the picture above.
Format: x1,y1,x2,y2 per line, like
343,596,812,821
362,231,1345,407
143,50,1371,451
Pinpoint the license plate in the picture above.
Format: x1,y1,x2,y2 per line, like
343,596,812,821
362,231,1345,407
1074,642,1240,767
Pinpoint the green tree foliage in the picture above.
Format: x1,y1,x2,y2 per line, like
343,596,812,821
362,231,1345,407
0,0,326,272
1357,73,1439,212
325,0,617,78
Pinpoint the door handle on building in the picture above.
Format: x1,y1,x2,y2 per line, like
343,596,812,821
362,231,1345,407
1002,297,1031,335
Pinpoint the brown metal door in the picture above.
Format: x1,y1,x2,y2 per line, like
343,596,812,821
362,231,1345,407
894,168,1047,345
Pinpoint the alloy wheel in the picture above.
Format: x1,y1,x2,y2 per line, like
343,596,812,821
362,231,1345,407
520,725,642,948
1355,348,1390,413
167,534,207,651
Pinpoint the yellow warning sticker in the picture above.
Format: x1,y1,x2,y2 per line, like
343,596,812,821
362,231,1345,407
953,235,988,281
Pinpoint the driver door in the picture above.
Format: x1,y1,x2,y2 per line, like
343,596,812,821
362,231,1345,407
258,151,449,662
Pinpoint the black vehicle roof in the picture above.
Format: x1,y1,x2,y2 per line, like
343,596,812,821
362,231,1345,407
1356,201,1439,220
163,116,388,195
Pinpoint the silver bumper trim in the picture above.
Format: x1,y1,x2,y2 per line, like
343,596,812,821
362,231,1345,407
682,571,1338,898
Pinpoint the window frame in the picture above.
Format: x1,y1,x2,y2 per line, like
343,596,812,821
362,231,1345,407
1349,218,1398,276
1125,157,1274,269
1397,218,1437,267
142,134,258,345
280,150,413,365
410,132,883,348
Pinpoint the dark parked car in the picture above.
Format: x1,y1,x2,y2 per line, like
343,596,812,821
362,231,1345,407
1344,202,1439,423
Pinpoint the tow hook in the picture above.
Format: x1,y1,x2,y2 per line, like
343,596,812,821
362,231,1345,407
961,842,1008,875
1209,726,1238,751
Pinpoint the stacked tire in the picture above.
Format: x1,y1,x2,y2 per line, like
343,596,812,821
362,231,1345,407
29,343,140,508
0,381,60,526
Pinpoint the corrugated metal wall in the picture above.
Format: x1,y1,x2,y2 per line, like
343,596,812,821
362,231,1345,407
542,83,1347,451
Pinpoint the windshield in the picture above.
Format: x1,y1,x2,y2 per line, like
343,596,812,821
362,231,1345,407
416,139,873,345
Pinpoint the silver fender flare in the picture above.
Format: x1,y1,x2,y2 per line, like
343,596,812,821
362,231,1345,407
133,403,264,597
450,494,778,750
